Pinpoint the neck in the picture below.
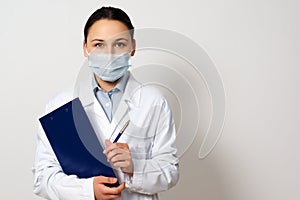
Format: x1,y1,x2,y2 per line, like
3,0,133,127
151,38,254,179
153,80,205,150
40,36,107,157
95,75,118,92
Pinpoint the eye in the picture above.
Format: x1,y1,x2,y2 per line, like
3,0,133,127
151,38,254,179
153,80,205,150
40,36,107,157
115,42,126,48
95,43,105,48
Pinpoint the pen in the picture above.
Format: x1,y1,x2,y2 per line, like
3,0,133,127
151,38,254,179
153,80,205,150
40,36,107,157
113,120,130,143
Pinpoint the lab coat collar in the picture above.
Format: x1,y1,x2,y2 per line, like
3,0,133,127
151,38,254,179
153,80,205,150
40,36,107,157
74,72,94,108
122,71,142,107
75,70,142,116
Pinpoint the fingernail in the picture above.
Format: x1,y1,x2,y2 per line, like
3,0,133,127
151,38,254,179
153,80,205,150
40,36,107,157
111,178,117,182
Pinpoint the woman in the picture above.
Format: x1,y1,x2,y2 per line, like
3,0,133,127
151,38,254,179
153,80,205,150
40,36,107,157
33,6,179,200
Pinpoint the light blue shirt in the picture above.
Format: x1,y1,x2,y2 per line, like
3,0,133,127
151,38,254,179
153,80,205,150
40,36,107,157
92,72,129,122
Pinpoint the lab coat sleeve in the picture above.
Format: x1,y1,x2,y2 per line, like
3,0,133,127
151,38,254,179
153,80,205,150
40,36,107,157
32,103,95,200
125,98,180,194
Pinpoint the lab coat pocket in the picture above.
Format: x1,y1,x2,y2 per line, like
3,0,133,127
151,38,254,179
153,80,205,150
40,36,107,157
130,141,152,160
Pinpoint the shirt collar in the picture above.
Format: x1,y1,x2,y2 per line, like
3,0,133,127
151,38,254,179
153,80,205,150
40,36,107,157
92,72,130,94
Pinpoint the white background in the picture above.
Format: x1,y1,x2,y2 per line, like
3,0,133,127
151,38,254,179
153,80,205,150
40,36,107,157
0,0,299,199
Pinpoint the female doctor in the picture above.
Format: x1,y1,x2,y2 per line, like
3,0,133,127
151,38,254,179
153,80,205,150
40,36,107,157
33,6,179,200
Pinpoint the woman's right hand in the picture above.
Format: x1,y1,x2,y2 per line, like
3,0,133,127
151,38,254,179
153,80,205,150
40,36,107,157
93,176,125,200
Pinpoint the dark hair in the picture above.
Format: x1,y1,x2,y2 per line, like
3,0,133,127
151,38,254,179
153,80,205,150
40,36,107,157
84,6,134,43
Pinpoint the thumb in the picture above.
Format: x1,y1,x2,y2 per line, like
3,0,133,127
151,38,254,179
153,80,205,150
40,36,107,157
97,176,117,184
103,139,112,154
105,139,112,147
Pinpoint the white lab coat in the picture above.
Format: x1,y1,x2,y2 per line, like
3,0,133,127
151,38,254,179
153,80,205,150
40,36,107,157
32,71,179,200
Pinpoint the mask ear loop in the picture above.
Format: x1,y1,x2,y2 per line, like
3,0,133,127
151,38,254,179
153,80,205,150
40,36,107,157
85,45,90,56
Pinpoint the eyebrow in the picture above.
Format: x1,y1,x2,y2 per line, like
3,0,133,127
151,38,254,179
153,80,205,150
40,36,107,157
90,37,129,42
91,39,104,42
115,38,129,42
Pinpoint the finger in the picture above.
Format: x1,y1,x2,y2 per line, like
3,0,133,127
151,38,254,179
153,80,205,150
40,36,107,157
113,160,131,168
104,143,129,154
103,139,112,155
105,139,112,147
96,176,118,184
103,142,115,154
102,182,125,195
110,154,130,164
103,194,121,199
107,148,129,161
115,143,129,149
107,150,121,162
116,182,126,191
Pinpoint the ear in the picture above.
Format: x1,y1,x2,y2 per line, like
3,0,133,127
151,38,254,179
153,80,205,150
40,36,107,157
83,41,88,58
130,39,136,56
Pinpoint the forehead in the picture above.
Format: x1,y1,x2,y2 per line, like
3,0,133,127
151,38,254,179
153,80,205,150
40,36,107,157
88,19,131,41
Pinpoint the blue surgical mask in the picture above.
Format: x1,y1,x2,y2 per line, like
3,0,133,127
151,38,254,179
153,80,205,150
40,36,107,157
87,51,132,82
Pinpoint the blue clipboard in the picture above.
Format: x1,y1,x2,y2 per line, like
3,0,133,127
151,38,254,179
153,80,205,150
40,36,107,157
39,97,119,187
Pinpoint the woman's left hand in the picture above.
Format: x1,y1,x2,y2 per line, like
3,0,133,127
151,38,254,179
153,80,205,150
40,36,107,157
103,139,134,176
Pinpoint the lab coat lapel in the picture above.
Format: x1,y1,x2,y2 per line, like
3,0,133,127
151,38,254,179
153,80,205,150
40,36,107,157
114,73,141,119
110,72,142,139
75,72,113,140
74,71,110,122
74,72,94,108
